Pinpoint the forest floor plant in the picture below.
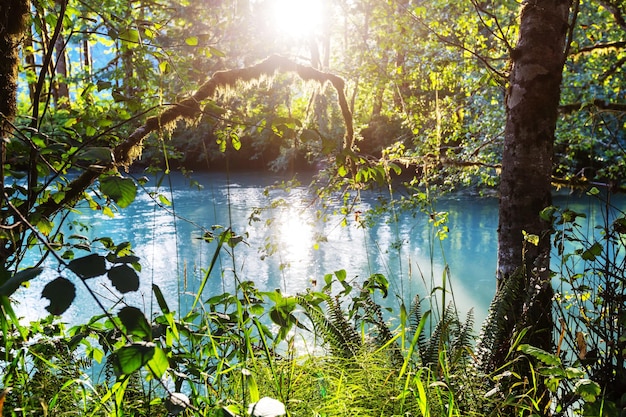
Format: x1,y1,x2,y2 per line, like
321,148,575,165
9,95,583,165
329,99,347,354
1,185,623,416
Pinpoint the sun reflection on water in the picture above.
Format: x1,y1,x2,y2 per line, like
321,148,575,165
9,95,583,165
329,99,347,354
277,207,314,261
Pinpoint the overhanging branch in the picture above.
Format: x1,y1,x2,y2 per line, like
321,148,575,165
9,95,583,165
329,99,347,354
37,55,354,219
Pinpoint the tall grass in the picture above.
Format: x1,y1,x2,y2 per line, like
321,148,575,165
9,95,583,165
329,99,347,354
2,182,622,416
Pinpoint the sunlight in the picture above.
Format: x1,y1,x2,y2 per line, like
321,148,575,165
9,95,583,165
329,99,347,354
278,207,314,260
271,0,325,39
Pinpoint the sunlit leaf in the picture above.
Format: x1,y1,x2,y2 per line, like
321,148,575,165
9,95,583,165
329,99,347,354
158,194,171,206
147,346,169,378
108,265,140,293
111,343,155,377
68,254,107,279
185,36,198,46
100,176,137,208
120,28,140,48
41,276,76,315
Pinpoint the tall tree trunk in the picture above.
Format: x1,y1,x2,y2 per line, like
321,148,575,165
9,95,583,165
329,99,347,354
492,0,572,391
53,31,70,108
0,0,30,220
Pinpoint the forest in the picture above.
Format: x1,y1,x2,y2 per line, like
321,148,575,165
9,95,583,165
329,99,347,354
0,0,625,415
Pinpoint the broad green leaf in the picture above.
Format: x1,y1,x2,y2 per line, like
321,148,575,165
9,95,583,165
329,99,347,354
146,346,168,378
118,306,151,339
35,217,54,236
185,36,198,46
120,28,140,48
334,269,347,282
574,379,601,402
41,276,76,315
68,254,107,279
108,265,139,293
100,176,137,208
518,344,561,366
581,242,603,261
75,147,113,164
0,267,43,297
112,343,155,377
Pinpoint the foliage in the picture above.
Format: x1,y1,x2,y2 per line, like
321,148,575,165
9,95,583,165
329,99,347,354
550,188,626,415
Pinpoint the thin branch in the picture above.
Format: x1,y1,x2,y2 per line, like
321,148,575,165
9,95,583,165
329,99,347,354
572,40,626,55
599,56,626,82
559,99,626,114
563,0,580,61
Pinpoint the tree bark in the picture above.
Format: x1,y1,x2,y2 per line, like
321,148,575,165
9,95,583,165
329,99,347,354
495,0,571,367
0,0,30,217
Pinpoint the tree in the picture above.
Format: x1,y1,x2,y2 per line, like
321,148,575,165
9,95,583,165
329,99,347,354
0,0,30,213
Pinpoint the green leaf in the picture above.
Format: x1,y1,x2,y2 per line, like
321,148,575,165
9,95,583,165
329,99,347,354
41,276,76,315
120,28,140,48
147,346,168,378
364,273,389,298
68,254,107,279
75,147,113,164
522,231,539,246
518,344,561,366
575,379,601,402
231,133,241,151
185,36,198,46
0,267,43,296
334,269,347,282
152,284,170,314
581,242,603,261
112,343,155,377
100,176,137,208
158,194,171,206
108,265,140,293
118,306,152,340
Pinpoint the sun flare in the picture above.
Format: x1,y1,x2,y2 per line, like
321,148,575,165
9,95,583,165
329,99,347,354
271,0,325,39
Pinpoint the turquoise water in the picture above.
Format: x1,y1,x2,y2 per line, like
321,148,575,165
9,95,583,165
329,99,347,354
15,172,624,333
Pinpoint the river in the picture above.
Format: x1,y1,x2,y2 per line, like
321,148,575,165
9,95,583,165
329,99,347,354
15,171,624,334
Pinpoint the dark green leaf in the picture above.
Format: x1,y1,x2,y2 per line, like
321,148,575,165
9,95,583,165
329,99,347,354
41,277,76,315
112,343,155,377
68,254,107,279
581,242,603,261
518,344,561,366
108,265,139,293
575,379,601,402
100,176,137,208
0,267,43,296
118,306,152,340
152,284,170,314
75,147,113,164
